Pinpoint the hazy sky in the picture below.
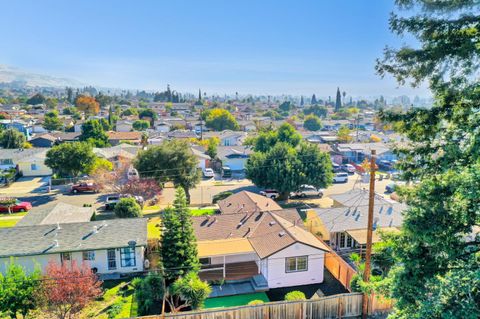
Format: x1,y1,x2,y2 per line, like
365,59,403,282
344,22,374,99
0,0,430,97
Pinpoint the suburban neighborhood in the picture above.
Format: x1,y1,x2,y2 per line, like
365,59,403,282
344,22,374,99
0,1,478,319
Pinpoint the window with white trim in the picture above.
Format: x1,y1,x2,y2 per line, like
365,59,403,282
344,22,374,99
82,251,95,261
120,247,136,267
285,256,308,273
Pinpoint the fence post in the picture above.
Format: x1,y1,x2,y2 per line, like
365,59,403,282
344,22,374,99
337,295,343,319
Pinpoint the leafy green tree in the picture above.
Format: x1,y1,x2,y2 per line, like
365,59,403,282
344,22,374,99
43,110,63,131
203,108,239,131
0,129,26,149
134,273,165,316
45,97,58,109
45,142,96,177
372,1,480,317
114,197,142,218
121,108,139,117
134,140,201,202
304,104,328,118
161,187,200,282
26,93,46,105
279,101,293,112
337,125,352,143
138,108,158,126
0,260,41,319
250,123,301,153
303,114,322,131
80,119,109,147
206,138,218,159
132,120,150,131
246,125,332,200
168,272,211,311
99,118,112,131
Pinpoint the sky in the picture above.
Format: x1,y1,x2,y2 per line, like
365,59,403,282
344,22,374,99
0,0,430,97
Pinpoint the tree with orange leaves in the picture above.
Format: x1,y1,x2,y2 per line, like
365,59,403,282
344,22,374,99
41,260,102,319
75,95,100,115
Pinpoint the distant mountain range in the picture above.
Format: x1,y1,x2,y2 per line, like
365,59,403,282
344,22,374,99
0,65,84,88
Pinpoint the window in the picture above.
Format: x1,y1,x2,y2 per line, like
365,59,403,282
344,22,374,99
346,234,353,247
107,249,116,270
120,247,136,267
199,258,211,266
60,252,71,264
339,232,346,248
0,159,13,165
31,163,38,171
285,256,308,273
83,251,95,261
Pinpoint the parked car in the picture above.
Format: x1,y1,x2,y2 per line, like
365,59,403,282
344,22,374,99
0,200,32,213
105,194,145,210
260,189,280,199
203,168,215,178
342,164,356,174
290,185,323,198
70,182,100,194
385,183,399,194
332,162,342,173
378,160,395,171
222,166,232,178
333,172,349,183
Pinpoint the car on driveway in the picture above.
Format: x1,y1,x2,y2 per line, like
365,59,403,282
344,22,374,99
70,182,100,194
104,194,145,210
385,183,399,194
203,168,215,178
290,185,323,198
0,200,32,213
260,189,280,199
333,172,349,183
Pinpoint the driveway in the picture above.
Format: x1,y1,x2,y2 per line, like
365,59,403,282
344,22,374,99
0,177,50,195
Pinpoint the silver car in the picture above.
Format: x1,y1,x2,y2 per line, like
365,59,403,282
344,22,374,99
290,185,324,198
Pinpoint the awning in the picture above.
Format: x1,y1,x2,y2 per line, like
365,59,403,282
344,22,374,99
197,238,255,258
346,227,400,245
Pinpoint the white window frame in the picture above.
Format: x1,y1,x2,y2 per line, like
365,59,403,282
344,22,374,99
82,251,95,261
120,247,136,267
285,256,308,273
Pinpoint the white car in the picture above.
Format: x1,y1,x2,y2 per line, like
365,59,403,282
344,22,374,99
290,185,323,198
343,164,356,174
259,189,279,199
333,172,349,183
203,168,215,178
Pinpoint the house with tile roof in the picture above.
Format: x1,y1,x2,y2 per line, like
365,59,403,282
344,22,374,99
193,209,330,290
0,218,147,276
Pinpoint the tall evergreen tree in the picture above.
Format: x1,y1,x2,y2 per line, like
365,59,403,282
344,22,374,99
311,94,317,105
300,96,304,106
198,89,202,102
161,187,200,282
335,87,342,111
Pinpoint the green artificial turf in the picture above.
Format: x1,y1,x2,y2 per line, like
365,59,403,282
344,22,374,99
204,292,270,309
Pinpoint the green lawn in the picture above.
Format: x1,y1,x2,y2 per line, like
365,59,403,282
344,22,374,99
0,219,19,228
190,208,217,216
147,217,162,239
204,293,270,309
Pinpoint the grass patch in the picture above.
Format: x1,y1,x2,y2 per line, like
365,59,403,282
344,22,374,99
0,219,19,228
204,292,270,309
189,208,216,216
147,217,162,239
0,211,28,217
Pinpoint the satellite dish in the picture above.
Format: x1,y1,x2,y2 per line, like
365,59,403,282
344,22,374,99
128,240,136,248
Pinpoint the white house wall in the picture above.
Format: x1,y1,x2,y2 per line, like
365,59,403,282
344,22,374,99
264,243,325,288
0,247,145,275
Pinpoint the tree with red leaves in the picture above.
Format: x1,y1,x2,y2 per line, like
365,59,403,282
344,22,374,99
42,261,102,319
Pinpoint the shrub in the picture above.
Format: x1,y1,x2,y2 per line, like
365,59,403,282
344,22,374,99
284,291,306,301
114,197,142,218
248,300,265,305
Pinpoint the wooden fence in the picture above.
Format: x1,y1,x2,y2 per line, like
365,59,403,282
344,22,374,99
137,293,364,319
324,250,356,292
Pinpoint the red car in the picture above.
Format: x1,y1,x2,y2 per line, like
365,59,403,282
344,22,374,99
70,182,100,194
0,201,32,213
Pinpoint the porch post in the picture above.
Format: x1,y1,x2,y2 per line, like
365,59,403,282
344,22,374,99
223,255,226,279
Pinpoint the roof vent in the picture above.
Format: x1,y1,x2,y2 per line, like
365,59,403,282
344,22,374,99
93,226,98,234
54,240,59,247
355,214,361,221
269,221,276,226
56,222,61,230
279,231,286,237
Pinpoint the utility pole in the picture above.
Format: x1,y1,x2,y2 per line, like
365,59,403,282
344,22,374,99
362,149,376,319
